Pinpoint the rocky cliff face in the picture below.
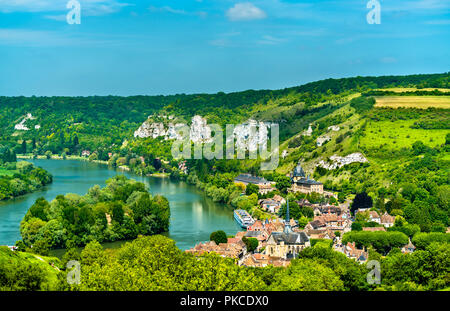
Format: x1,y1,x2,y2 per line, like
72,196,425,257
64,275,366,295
317,153,368,170
233,119,270,153
190,115,212,143
134,115,271,151
134,115,186,141
14,113,40,131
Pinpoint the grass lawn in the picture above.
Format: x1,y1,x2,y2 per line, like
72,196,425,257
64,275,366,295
360,119,449,149
0,167,17,176
0,246,62,290
374,96,450,109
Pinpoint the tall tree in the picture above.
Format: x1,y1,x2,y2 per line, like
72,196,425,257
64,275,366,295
351,192,373,215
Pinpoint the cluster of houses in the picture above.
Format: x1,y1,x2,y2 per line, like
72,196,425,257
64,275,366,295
233,174,277,195
186,164,417,267
234,163,325,198
333,241,369,263
233,163,329,197
178,160,188,174
185,239,247,260
259,195,286,214
355,208,396,230
289,163,324,194
185,201,329,267
186,196,413,267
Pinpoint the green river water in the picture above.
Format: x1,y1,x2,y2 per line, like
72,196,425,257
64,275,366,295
0,159,241,251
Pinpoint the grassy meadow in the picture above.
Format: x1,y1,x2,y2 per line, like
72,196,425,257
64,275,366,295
0,246,62,290
360,119,448,149
0,167,17,177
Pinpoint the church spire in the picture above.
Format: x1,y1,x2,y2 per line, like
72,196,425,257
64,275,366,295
286,198,290,222
284,198,292,233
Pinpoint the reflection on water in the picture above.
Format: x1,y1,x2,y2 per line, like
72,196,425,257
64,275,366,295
0,159,240,250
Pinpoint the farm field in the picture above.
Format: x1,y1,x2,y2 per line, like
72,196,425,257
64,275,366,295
376,87,450,93
0,168,17,176
374,96,450,109
360,119,449,149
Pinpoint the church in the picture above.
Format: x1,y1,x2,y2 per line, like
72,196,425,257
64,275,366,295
264,200,310,259
289,163,323,194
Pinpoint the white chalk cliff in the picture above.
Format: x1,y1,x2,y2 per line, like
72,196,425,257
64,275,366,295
14,113,37,131
134,115,271,151
317,153,368,170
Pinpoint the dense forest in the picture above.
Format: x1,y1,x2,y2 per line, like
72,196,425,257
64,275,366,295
0,146,52,200
0,73,447,156
1,234,448,291
18,176,170,254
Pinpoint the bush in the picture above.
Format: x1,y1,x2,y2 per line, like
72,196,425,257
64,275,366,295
242,237,259,252
342,231,409,255
412,232,450,250
210,230,228,245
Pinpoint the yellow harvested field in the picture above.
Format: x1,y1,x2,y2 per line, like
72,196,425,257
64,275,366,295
374,96,450,109
376,88,450,93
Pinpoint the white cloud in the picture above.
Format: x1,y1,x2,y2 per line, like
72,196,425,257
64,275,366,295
0,0,130,15
149,6,186,15
257,35,285,45
148,5,208,17
226,2,266,21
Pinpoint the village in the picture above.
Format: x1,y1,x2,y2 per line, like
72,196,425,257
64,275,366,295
186,163,414,268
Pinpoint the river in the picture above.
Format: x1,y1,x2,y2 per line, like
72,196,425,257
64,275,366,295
0,159,241,250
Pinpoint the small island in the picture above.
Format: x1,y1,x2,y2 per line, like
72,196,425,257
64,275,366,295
18,175,171,254
0,146,52,201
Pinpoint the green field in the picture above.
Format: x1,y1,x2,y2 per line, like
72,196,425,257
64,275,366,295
0,246,61,290
0,168,17,176
360,119,449,149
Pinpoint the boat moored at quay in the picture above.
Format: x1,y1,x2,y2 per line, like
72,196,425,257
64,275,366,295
234,209,255,229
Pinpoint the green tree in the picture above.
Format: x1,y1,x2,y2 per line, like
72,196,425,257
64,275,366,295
275,175,291,194
245,183,259,196
242,237,259,252
271,259,344,291
351,192,373,215
210,230,228,245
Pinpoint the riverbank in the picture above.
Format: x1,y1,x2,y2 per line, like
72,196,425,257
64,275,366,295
17,154,171,177
0,159,240,249
17,154,109,165
0,161,53,202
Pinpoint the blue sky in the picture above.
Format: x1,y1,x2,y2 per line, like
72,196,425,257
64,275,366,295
0,0,448,96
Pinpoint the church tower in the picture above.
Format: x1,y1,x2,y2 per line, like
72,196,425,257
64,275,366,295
284,198,292,234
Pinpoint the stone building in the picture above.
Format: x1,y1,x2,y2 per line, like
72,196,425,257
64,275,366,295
289,164,323,194
234,173,276,195
264,200,310,259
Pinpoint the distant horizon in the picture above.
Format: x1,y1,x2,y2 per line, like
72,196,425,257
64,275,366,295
1,70,448,98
